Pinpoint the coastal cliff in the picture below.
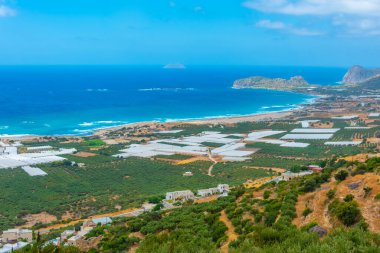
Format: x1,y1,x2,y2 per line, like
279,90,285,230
233,75,310,91
343,65,380,85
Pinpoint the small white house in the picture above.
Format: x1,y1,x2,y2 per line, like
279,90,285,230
1,229,33,243
165,190,194,201
0,242,28,253
217,184,230,193
197,184,230,197
197,187,220,197
183,171,193,177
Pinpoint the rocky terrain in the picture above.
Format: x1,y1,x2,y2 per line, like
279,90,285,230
233,75,310,91
343,65,380,85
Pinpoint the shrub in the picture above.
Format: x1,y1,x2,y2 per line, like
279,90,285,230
303,179,317,192
334,170,349,181
263,190,271,200
302,207,313,217
327,189,336,200
363,187,373,198
254,213,263,223
344,194,354,202
329,199,361,226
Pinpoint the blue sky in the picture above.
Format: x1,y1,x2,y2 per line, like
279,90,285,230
1,0,380,66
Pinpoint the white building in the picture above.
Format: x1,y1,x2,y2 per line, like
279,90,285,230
217,184,230,193
197,184,230,197
0,242,28,253
60,230,75,242
165,190,194,201
183,171,193,176
1,229,33,243
197,188,220,197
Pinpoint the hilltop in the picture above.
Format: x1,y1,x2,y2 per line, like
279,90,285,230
343,65,380,85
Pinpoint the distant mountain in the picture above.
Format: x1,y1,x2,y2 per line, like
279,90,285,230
358,75,380,89
343,65,380,85
233,75,310,91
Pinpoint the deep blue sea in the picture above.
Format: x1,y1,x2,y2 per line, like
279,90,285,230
0,66,346,136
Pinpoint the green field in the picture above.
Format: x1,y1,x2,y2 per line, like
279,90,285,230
0,153,274,230
2,120,379,231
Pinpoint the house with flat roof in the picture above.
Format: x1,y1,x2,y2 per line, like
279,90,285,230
1,229,32,243
197,187,220,197
60,230,75,242
197,184,230,197
0,242,28,253
165,190,194,201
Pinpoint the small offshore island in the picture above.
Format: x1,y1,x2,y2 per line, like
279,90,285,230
1,65,380,252
233,75,311,91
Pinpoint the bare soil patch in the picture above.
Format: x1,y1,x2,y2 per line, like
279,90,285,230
20,212,57,228
196,195,219,203
73,152,98,157
220,210,238,253
243,166,286,173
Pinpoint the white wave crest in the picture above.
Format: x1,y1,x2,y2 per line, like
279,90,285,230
86,88,109,92
138,88,195,92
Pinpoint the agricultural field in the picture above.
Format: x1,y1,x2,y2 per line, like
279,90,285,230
0,151,274,231
1,117,379,231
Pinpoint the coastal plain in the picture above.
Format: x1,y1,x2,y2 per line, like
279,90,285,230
1,91,379,231
1,66,380,252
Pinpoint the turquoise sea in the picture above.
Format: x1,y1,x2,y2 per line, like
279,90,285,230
0,66,346,136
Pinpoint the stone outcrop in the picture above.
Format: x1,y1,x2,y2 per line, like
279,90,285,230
343,65,380,85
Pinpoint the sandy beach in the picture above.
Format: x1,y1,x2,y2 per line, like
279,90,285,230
93,109,296,137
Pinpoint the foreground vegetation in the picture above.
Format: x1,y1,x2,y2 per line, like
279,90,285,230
14,156,380,252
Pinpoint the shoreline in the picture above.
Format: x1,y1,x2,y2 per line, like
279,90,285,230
0,93,323,140
94,95,321,136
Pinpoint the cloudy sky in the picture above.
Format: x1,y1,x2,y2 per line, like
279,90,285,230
1,0,379,66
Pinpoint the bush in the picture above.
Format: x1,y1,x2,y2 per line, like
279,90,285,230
334,170,349,181
329,199,361,226
364,187,373,198
344,194,354,202
263,190,271,200
302,207,313,217
327,189,336,200
303,179,317,192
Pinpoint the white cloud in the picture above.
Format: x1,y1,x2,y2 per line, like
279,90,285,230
256,19,322,36
245,0,380,36
244,0,380,17
256,19,286,29
333,16,380,36
0,5,16,17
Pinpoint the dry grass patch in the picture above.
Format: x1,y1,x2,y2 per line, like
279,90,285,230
20,212,57,228
219,210,238,253
293,173,380,233
73,152,98,157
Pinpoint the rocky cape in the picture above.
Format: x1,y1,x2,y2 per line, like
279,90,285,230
233,75,311,91
343,65,380,85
